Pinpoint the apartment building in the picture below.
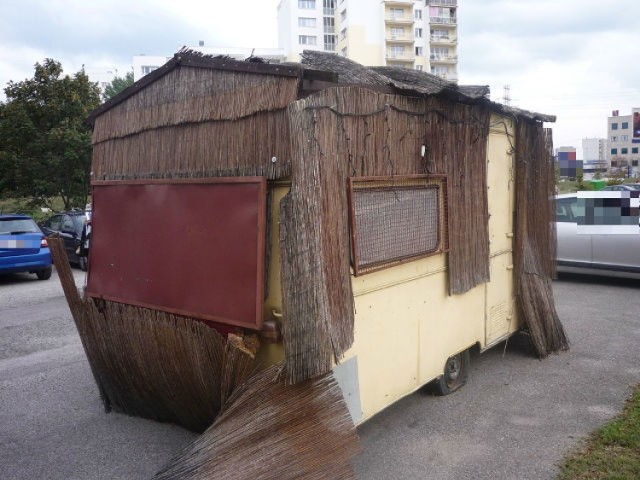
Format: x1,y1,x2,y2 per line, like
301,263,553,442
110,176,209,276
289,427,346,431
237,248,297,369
278,0,458,82
582,137,608,171
607,108,640,176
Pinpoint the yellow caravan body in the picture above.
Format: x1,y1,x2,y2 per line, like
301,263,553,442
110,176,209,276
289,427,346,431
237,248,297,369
262,113,519,424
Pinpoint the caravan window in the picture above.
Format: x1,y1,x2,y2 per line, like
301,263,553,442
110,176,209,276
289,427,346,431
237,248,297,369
348,175,448,275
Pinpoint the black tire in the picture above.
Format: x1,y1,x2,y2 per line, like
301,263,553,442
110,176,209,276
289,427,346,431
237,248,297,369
36,266,52,280
431,349,470,396
79,256,88,271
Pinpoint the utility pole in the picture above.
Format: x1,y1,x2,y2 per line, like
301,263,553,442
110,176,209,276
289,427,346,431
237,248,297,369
502,85,511,106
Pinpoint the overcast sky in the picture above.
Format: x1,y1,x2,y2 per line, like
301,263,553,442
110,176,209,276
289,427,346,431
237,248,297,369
1,0,639,157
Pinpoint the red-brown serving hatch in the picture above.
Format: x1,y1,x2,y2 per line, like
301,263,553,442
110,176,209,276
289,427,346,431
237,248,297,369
87,177,267,330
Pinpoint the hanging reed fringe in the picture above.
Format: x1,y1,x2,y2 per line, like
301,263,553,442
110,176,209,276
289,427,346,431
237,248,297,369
49,238,257,432
280,87,491,383
514,122,569,357
154,364,361,480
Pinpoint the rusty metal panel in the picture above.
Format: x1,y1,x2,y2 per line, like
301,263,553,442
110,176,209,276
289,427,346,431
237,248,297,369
87,177,267,330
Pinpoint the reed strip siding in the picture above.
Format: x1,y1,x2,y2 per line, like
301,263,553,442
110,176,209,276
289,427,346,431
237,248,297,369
514,122,569,357
92,67,299,144
92,110,291,180
280,87,491,383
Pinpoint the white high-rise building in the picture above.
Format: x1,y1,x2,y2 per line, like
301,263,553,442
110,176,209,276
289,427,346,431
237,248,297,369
582,137,608,166
278,0,459,82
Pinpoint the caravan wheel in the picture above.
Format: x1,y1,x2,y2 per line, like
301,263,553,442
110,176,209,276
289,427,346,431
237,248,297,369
432,350,470,396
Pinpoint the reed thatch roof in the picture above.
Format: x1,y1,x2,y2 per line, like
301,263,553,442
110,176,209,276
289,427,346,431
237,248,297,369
89,49,555,125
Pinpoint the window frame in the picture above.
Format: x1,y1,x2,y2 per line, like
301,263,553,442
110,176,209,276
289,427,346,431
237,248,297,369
347,174,449,276
298,35,317,45
298,0,316,9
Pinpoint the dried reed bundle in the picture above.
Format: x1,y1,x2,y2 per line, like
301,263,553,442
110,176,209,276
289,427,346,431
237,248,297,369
154,364,360,480
49,238,257,432
92,109,291,181
92,67,299,144
514,121,569,356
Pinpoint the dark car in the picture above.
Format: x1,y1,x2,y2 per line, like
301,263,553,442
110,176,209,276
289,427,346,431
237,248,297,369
0,214,52,280
40,210,89,268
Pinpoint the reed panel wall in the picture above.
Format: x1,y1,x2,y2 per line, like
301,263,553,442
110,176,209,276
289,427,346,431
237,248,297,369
514,121,568,357
280,87,491,383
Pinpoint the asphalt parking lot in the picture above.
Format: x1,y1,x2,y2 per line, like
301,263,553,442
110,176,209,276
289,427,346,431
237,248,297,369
1,270,638,479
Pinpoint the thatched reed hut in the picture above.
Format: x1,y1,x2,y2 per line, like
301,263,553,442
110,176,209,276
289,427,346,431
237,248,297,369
52,49,567,477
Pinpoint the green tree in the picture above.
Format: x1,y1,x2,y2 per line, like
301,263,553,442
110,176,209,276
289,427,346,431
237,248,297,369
0,59,100,210
102,70,134,102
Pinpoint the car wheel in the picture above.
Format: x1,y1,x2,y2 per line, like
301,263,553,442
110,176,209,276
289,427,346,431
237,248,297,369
431,349,470,396
36,266,52,280
79,256,88,271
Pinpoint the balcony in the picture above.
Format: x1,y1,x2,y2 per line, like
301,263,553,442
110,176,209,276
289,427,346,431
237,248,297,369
430,34,457,45
426,0,457,6
430,54,457,63
430,16,457,25
432,72,458,83
386,34,415,44
384,0,415,6
386,52,415,63
385,14,414,25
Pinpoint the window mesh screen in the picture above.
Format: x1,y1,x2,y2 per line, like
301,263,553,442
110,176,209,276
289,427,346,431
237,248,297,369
349,176,448,275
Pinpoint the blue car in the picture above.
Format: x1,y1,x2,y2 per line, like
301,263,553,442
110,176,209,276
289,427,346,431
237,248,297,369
0,214,52,280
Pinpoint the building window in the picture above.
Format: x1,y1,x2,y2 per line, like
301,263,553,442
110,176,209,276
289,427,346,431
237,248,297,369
415,46,424,56
431,47,449,59
611,136,618,142
611,148,618,155
341,47,348,57
415,9,422,19
389,45,405,58
323,16,335,33
431,29,449,40
621,148,628,154
340,27,347,40
390,7,404,19
390,27,404,37
633,160,639,167
633,147,639,154
298,35,317,45
621,135,629,141
348,175,448,276
298,17,317,27
141,66,158,75
340,9,347,21
611,123,618,130
323,0,335,15
324,34,336,51
415,28,423,38
622,122,629,129
431,65,449,76
415,65,423,71
298,0,316,8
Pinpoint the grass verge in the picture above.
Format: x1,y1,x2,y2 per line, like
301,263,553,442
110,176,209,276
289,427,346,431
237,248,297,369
558,384,640,479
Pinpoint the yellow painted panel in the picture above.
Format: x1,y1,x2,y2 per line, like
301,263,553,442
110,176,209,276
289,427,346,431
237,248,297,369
485,252,517,346
345,255,486,422
487,114,515,255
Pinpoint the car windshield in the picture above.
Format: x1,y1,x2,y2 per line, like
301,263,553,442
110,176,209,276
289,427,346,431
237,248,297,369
72,215,86,232
0,218,40,234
